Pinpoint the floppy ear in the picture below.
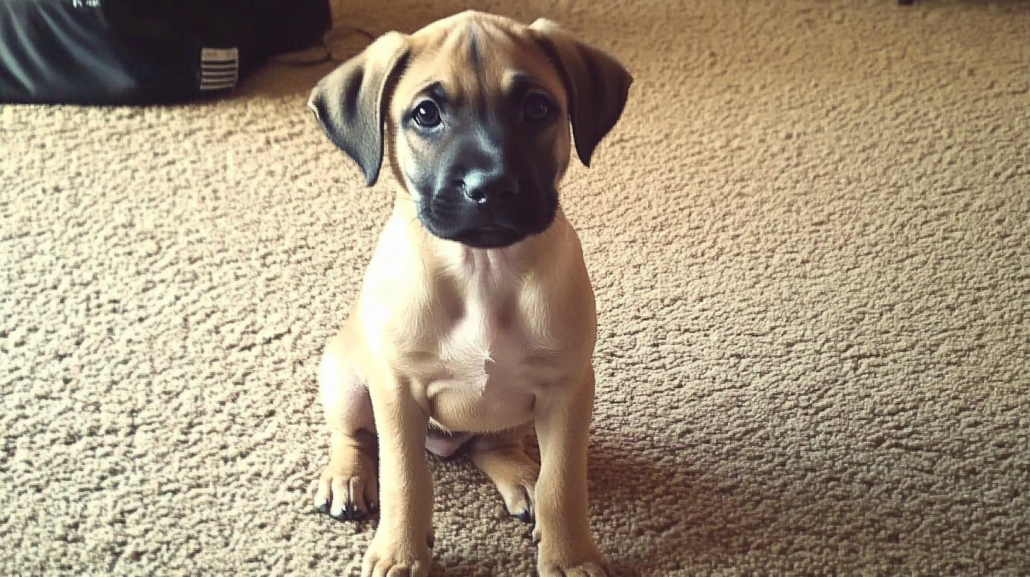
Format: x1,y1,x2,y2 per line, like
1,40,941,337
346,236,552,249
307,32,410,186
528,19,633,167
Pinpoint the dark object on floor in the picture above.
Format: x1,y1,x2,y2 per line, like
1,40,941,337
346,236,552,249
0,0,332,105
899,0,915,5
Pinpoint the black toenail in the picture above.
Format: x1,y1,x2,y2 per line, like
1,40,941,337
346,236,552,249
516,510,533,524
316,500,330,514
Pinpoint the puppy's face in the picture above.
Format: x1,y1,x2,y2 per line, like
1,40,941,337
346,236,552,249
309,11,633,249
388,21,570,249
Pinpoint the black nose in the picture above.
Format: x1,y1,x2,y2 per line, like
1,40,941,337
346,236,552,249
459,169,518,205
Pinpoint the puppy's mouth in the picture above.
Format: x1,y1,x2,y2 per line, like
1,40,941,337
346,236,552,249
450,225,526,249
411,185,558,249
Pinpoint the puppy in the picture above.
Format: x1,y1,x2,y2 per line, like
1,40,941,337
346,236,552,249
307,10,632,577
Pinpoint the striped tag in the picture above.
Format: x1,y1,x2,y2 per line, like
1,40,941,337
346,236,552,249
200,48,240,91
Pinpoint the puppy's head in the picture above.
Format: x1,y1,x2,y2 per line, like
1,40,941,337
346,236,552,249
309,11,632,249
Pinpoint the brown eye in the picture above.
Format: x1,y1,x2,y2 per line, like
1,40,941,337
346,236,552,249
413,101,441,128
523,93,552,122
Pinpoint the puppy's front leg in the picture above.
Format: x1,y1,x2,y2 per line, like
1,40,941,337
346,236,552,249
363,366,433,577
533,365,608,577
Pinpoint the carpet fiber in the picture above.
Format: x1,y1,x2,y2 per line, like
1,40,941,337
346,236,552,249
2,0,1028,575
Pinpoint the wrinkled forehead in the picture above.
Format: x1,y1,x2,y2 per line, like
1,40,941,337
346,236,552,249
391,16,565,113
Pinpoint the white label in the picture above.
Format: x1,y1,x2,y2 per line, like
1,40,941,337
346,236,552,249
200,47,240,91
201,48,239,63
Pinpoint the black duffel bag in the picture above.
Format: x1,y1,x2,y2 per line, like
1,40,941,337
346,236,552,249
0,0,332,105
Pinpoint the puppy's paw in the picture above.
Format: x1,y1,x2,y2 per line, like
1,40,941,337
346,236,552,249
494,461,538,523
537,541,609,577
471,445,539,523
313,446,377,521
538,558,609,577
361,531,432,577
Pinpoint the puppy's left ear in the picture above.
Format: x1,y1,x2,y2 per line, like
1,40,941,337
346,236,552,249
529,19,633,167
307,32,410,186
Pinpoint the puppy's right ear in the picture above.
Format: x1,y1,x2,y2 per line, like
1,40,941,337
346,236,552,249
307,32,410,187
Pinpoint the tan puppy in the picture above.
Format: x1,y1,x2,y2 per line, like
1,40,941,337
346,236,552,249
307,10,632,577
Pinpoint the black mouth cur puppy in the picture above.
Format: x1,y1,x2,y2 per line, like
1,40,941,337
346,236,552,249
308,10,632,577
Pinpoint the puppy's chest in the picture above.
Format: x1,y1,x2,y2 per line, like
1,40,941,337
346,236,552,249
416,258,569,432
437,299,530,391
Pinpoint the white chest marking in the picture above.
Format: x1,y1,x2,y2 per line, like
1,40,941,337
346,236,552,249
438,250,523,393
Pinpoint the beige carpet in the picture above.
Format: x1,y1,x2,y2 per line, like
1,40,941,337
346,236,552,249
2,0,1029,575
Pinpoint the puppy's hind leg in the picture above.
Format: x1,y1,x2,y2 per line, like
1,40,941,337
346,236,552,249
470,424,540,524
314,323,378,521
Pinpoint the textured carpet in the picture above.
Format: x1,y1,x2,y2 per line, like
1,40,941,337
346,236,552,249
2,0,1029,575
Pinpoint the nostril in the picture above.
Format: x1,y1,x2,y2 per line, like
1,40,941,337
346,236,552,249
466,188,487,203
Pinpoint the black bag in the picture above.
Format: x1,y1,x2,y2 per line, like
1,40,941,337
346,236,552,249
0,0,332,105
